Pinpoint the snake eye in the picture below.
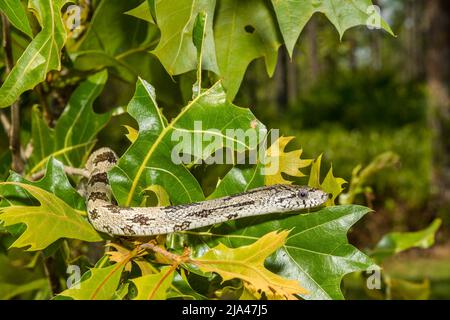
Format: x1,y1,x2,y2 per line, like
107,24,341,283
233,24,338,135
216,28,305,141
298,191,308,198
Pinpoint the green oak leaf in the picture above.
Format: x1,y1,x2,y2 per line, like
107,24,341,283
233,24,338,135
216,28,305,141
0,181,101,251
152,0,218,76
182,205,375,300
214,0,281,100
67,0,154,82
209,163,265,199
0,0,67,108
371,218,442,262
109,79,265,206
1,157,85,210
131,266,174,300
125,0,156,24
0,0,33,37
29,105,55,171
271,0,395,56
192,10,207,98
168,270,207,300
54,70,111,168
28,70,110,174
58,262,126,300
67,0,179,106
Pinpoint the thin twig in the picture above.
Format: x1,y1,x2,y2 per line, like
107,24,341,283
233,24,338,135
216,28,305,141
0,110,11,135
31,165,89,181
21,141,33,161
139,242,192,265
40,253,62,296
1,13,24,173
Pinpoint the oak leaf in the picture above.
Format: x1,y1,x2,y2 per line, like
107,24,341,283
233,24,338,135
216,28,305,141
0,182,101,250
195,230,307,300
264,136,312,185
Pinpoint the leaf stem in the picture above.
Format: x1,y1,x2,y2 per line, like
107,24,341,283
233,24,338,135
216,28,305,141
30,165,89,181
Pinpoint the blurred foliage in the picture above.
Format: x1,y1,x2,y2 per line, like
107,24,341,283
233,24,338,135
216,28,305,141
285,70,427,130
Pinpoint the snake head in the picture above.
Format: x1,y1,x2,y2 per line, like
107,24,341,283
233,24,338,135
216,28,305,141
274,185,329,210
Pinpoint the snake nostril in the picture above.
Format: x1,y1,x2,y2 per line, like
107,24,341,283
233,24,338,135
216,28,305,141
328,193,332,199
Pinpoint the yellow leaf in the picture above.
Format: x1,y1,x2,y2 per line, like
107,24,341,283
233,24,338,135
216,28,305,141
131,266,174,300
123,125,138,143
264,136,312,185
195,231,307,300
140,184,171,207
106,243,157,273
0,182,102,250
106,243,134,272
308,154,346,206
135,260,158,276
59,263,126,300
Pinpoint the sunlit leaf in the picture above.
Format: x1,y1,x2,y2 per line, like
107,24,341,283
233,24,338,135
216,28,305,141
29,105,55,169
192,10,207,98
214,0,281,100
109,79,265,206
0,181,101,251
208,163,265,199
123,125,138,143
54,70,110,167
271,0,395,56
152,0,218,75
125,0,155,24
264,136,312,185
308,154,346,205
184,205,374,300
66,0,180,106
131,266,174,300
28,70,110,173
195,231,307,300
141,185,171,207
58,262,126,300
0,0,33,37
0,0,67,108
1,157,85,210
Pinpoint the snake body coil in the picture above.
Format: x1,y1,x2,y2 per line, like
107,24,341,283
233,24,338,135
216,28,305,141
85,148,328,236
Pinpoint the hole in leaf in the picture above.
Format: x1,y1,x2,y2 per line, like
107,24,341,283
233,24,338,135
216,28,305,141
244,25,255,34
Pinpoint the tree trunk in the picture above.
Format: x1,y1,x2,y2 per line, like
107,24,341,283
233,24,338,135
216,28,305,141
425,0,450,220
308,18,320,82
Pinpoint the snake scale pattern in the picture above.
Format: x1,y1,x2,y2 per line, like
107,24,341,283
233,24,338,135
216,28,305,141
85,148,329,236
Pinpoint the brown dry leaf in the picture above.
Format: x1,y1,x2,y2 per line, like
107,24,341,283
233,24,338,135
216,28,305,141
264,136,312,185
105,243,140,272
194,230,307,300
